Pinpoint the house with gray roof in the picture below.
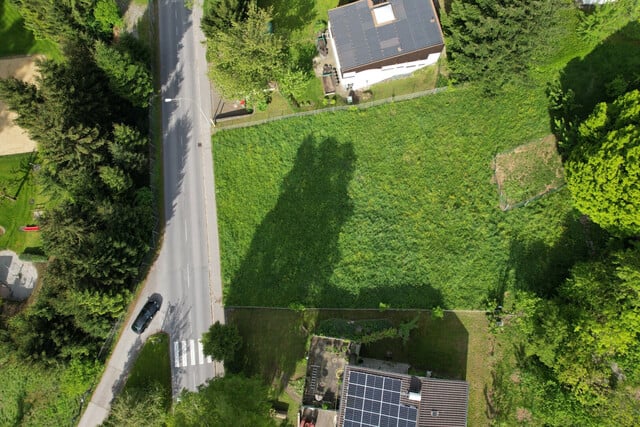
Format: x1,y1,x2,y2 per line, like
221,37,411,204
327,0,444,90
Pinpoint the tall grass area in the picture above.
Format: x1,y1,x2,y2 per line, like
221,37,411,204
0,153,42,253
213,83,596,309
0,0,59,58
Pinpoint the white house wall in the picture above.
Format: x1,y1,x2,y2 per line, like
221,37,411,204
339,53,441,91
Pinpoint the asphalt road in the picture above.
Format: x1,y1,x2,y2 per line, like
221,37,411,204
78,1,224,425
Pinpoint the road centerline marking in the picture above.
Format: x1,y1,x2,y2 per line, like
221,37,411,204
181,340,187,367
174,341,180,368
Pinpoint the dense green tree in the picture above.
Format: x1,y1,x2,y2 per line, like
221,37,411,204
93,40,154,107
168,375,276,426
93,0,123,35
17,0,74,44
566,89,640,236
441,0,565,89
201,0,249,37
207,3,285,106
526,244,640,405
201,321,242,364
109,124,148,176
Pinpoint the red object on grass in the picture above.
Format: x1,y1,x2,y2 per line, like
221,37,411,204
21,225,40,232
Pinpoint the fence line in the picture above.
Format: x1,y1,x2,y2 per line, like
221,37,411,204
216,86,449,132
225,305,488,313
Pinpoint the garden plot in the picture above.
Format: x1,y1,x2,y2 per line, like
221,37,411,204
493,135,565,211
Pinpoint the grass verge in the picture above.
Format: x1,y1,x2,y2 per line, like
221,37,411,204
122,332,171,407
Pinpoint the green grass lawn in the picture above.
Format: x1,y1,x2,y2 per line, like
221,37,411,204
213,82,598,309
0,0,59,58
227,308,493,426
122,333,171,409
0,153,42,253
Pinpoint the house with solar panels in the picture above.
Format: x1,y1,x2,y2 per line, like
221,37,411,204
300,336,469,427
338,365,468,427
326,0,444,91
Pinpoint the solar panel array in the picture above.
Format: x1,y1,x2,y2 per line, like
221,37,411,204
343,370,418,427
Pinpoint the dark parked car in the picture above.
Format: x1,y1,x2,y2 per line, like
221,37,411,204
131,299,161,334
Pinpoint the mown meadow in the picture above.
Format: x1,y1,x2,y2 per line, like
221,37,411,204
0,152,42,253
213,83,599,309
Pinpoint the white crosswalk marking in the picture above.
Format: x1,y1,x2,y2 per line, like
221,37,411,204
198,339,205,365
189,339,196,366
173,339,216,368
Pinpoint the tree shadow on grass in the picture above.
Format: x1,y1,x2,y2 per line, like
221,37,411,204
226,135,356,307
507,212,608,298
0,0,39,57
258,0,317,37
549,21,640,152
226,307,311,392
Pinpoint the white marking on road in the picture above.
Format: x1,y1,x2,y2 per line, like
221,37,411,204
190,340,196,366
198,339,205,365
186,264,190,288
174,341,180,368
184,220,188,242
181,340,188,367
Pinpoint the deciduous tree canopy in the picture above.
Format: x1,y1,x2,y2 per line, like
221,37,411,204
566,89,640,236
527,244,640,405
206,3,285,106
168,375,276,426
201,321,242,364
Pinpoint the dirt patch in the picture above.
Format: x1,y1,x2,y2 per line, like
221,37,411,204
0,55,42,156
493,135,565,211
0,249,38,301
0,225,4,236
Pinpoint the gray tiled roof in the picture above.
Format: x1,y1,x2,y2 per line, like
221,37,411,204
329,0,443,72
